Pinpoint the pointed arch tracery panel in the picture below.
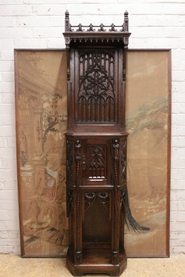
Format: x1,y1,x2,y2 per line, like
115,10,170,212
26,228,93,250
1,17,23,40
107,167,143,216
77,50,116,123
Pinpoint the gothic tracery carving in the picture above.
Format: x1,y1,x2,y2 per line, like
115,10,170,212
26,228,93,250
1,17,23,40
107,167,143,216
78,51,115,123
64,10,131,275
84,191,109,212
88,144,106,178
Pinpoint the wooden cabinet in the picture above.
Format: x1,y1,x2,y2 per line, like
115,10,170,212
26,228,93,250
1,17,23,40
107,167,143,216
63,10,131,276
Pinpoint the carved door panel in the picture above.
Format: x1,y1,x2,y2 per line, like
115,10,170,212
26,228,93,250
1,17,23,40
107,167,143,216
80,138,112,187
76,49,117,125
79,136,127,188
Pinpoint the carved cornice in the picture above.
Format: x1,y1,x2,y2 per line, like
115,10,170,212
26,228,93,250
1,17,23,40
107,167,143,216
63,10,131,49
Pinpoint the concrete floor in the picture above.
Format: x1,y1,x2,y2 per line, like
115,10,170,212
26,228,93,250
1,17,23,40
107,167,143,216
0,253,185,277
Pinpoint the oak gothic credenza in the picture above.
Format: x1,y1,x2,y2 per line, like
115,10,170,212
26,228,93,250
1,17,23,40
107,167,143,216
63,10,131,276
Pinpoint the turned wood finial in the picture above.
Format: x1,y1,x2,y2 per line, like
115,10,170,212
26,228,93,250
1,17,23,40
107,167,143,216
124,10,129,32
65,10,70,31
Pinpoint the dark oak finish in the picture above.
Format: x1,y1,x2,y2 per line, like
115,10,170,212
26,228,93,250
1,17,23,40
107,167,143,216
63,10,131,276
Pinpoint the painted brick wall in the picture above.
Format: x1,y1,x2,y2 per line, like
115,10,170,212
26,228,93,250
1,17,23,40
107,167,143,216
0,0,185,254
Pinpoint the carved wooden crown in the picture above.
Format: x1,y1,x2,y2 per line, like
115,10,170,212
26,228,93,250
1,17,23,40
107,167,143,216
63,10,131,48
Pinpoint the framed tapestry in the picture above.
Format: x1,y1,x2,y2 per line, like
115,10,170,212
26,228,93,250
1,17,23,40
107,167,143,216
15,49,171,257
125,50,171,257
15,50,68,257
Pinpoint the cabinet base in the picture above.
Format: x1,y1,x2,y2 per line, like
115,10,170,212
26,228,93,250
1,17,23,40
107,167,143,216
66,249,127,276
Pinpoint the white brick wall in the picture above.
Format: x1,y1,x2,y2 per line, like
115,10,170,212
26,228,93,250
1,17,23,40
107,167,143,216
0,0,185,255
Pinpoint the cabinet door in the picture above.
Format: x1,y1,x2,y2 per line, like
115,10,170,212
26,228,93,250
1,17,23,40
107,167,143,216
81,138,112,187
